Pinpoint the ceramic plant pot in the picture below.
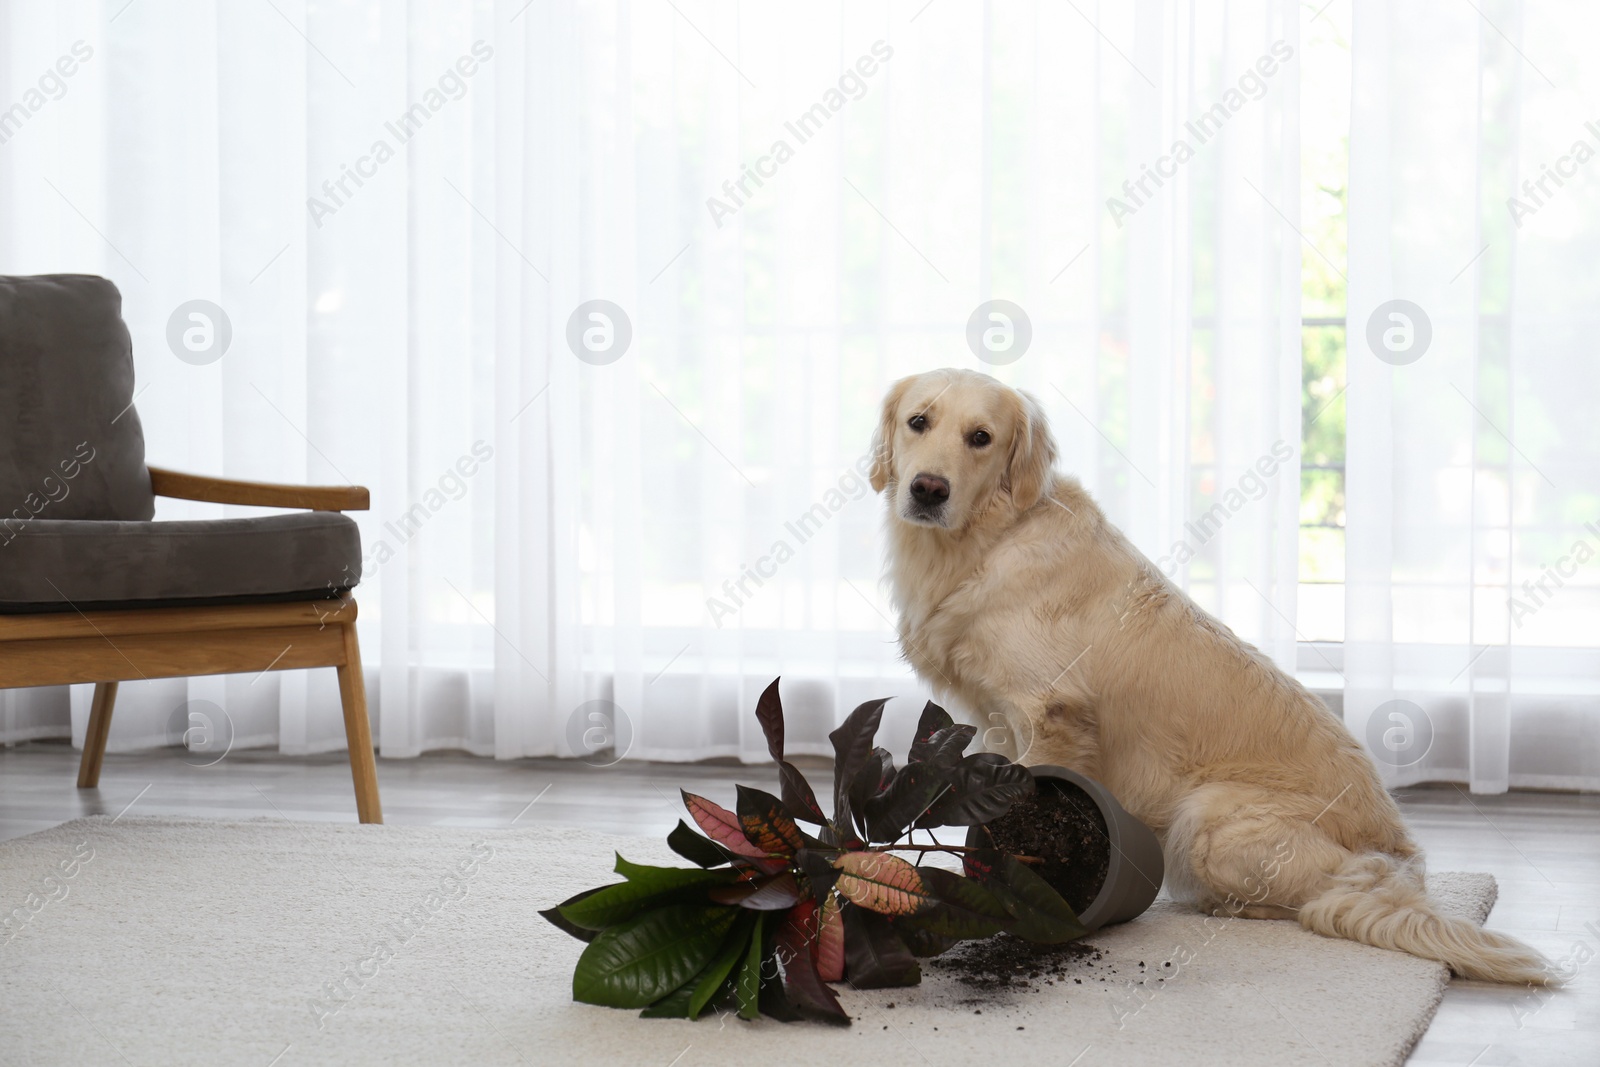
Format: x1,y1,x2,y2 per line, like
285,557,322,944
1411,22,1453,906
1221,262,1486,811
968,764,1164,932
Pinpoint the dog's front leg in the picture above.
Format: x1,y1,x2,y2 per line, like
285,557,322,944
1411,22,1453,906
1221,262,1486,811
1021,698,1102,780
969,701,1028,763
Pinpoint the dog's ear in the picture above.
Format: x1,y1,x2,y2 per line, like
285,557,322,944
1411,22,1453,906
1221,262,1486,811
869,376,914,493
1001,388,1057,510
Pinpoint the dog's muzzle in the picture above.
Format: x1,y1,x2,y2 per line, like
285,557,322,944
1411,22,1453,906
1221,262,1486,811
903,472,951,525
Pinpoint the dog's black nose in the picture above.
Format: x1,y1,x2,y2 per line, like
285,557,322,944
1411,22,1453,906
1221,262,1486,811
910,473,950,506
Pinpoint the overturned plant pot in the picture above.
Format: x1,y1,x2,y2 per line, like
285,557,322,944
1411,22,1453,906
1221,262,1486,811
968,765,1163,932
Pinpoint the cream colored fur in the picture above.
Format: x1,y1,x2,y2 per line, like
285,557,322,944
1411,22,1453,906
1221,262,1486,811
870,368,1552,984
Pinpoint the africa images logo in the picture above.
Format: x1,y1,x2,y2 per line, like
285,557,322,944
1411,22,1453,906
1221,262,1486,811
1106,40,1294,226
306,42,494,228
704,40,894,228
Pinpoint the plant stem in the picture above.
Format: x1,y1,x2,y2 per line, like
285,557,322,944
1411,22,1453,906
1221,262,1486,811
877,843,1044,865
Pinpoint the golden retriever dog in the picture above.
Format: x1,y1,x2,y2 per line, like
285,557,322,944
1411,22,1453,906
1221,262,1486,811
870,367,1551,984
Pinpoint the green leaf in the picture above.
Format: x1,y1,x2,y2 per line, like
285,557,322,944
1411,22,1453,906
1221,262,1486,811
539,886,605,943
736,912,766,1020
843,904,921,988
638,983,696,1019
833,852,933,916
667,820,734,869
898,866,1013,939
613,854,726,883
735,784,804,857
968,851,1087,944
689,913,756,1019
560,859,737,930
573,905,738,1008
917,753,1035,828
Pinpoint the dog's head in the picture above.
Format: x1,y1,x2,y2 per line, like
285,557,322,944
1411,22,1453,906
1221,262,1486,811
869,368,1057,529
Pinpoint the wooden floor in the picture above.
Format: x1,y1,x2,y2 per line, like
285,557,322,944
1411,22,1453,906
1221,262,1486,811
2,740,1596,1065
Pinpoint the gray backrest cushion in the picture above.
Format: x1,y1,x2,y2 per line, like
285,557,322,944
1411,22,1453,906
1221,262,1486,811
0,274,154,522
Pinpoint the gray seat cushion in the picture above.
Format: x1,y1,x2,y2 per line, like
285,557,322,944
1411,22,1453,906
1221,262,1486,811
0,274,155,522
0,512,362,614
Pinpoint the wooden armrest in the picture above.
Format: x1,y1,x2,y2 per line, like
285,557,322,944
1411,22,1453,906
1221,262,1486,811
148,466,370,512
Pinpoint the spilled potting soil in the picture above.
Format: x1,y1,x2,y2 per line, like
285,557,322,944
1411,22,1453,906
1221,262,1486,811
925,934,1141,1012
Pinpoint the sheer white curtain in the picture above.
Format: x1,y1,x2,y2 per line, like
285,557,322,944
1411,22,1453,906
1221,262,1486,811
0,0,1300,765
1347,0,1600,792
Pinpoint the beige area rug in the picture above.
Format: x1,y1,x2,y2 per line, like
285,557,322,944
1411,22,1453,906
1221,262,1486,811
0,816,1495,1066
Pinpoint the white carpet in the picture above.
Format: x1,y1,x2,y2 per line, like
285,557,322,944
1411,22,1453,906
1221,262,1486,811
0,816,1495,1066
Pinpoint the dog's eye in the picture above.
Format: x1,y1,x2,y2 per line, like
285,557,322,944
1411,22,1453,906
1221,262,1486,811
908,414,928,432
969,429,992,448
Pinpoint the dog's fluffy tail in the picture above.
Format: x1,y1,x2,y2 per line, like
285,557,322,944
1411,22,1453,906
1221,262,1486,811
1297,852,1554,985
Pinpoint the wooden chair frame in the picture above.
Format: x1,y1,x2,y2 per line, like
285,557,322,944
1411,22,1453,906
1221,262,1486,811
0,467,382,823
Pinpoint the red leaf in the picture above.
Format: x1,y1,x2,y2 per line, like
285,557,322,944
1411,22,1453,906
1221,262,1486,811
832,852,933,916
830,699,889,834
710,872,803,911
778,761,828,824
734,854,791,877
774,899,849,1023
736,785,804,857
755,677,785,762
683,791,770,859
817,893,845,982
963,825,998,879
909,700,956,759
843,905,921,988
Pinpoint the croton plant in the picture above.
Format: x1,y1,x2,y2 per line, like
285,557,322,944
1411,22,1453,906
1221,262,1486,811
540,678,1086,1024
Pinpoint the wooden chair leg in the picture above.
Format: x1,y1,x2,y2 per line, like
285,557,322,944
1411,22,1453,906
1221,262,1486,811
77,681,119,788
335,621,383,824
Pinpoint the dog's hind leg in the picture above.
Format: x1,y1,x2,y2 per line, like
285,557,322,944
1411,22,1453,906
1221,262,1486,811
1164,782,1348,919
1170,783,1554,981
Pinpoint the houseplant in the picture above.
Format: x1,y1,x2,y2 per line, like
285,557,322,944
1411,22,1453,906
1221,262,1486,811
541,679,1158,1023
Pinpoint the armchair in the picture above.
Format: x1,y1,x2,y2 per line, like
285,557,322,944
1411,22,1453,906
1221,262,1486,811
0,274,381,822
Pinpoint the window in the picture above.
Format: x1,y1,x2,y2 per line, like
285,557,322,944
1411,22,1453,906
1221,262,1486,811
1298,6,1352,643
